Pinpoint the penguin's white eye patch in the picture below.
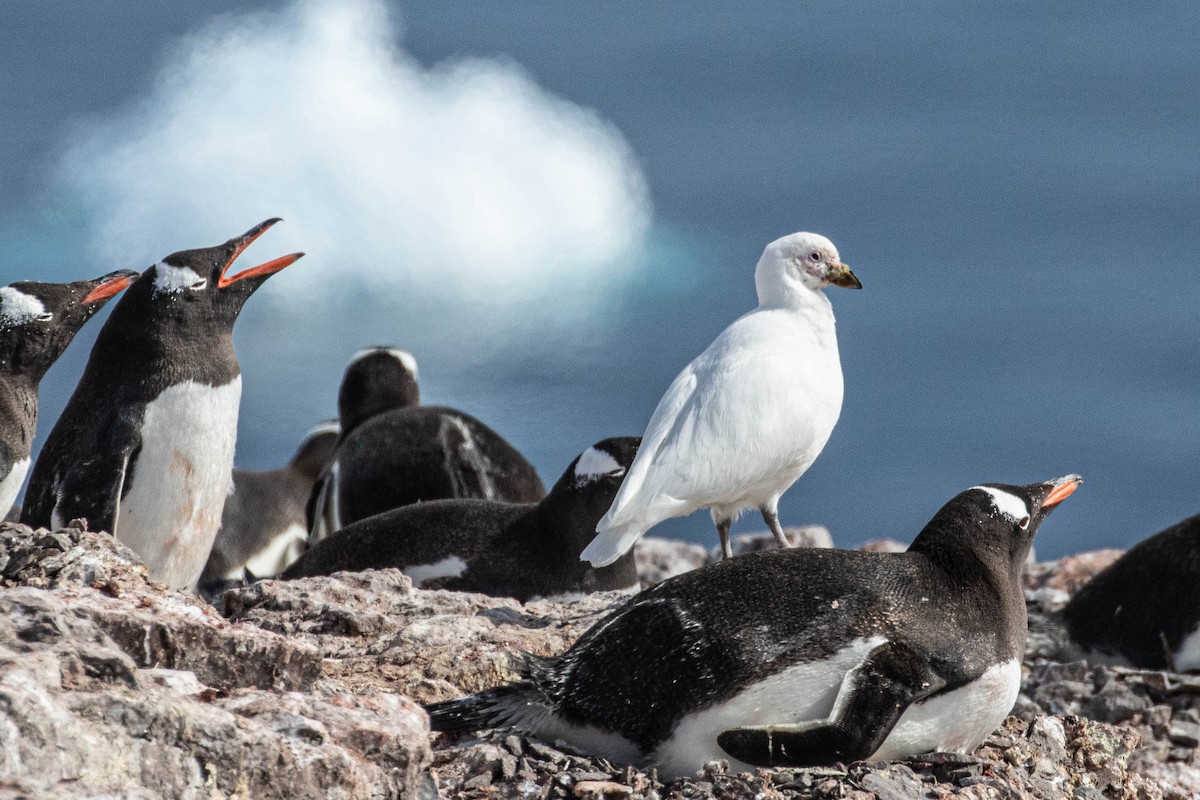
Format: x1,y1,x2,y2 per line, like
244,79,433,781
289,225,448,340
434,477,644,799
573,447,624,483
349,347,419,380
152,263,206,295
971,486,1030,524
0,287,49,327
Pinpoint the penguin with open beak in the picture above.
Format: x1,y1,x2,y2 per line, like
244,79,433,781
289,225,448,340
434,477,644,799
0,270,138,517
22,219,303,591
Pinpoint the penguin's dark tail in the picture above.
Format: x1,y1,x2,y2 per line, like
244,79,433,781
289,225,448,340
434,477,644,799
426,654,556,733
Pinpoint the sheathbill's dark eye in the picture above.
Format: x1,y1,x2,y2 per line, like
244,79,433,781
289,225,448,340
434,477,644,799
809,252,821,261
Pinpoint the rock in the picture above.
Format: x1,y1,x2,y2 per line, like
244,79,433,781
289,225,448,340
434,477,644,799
858,538,907,553
573,779,633,796
5,521,1200,798
0,523,432,797
634,537,707,586
705,525,833,562
225,570,617,702
1022,548,1124,594
1169,720,1200,748
0,530,322,692
859,765,927,800
1082,682,1151,724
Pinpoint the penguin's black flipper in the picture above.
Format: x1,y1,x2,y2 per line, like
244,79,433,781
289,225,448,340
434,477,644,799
27,445,137,534
304,467,326,536
0,442,14,493
717,640,947,767
305,461,340,544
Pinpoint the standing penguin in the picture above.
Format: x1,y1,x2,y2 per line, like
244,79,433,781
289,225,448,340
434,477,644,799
0,270,138,516
429,475,1081,777
21,219,303,590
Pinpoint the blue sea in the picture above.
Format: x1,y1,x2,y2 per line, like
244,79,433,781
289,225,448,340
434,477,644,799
2,1,1197,558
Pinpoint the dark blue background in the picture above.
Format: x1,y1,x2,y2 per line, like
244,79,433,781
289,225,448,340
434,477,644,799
3,2,1198,556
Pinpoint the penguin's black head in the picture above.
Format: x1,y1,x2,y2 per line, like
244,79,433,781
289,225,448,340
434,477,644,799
541,436,640,561
550,437,641,509
289,419,341,480
911,474,1082,574
338,347,421,436
121,218,304,331
0,270,138,379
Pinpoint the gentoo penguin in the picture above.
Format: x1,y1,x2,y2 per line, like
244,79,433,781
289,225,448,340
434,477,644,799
21,219,303,590
308,347,544,541
1061,513,1200,672
0,270,138,516
197,419,340,599
582,232,861,567
428,475,1082,777
338,346,420,436
286,438,640,601
307,346,420,538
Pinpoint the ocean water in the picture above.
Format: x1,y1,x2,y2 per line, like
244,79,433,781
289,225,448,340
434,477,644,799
2,1,1198,558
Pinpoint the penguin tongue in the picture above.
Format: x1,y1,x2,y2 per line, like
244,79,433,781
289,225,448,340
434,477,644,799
82,271,138,303
1042,474,1082,508
218,252,305,287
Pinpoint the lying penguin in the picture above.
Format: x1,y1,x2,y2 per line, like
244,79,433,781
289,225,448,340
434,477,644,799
197,419,340,600
0,270,138,516
22,219,303,591
308,346,545,541
427,474,1081,777
1059,513,1200,672
285,437,641,601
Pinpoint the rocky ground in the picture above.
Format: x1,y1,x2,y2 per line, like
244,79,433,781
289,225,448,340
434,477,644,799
0,522,1197,799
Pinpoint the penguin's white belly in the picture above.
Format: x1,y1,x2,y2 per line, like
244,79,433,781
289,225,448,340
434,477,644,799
0,458,30,519
649,639,1018,779
1175,622,1200,672
651,636,881,778
117,378,241,590
869,658,1021,761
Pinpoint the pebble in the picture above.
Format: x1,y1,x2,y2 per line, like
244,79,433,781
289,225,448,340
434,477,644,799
573,780,632,797
1169,721,1200,748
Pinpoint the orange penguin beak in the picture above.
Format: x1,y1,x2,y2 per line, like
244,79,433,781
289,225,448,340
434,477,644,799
1042,474,1082,509
82,270,140,304
217,218,305,288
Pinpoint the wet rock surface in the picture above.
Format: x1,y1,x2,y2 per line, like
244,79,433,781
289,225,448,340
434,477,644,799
1,522,1198,798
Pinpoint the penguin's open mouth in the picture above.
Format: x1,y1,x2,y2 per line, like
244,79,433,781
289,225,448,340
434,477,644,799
1042,474,1082,509
82,269,140,304
218,218,305,288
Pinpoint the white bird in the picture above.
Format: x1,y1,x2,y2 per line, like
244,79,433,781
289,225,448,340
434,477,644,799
581,231,861,567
